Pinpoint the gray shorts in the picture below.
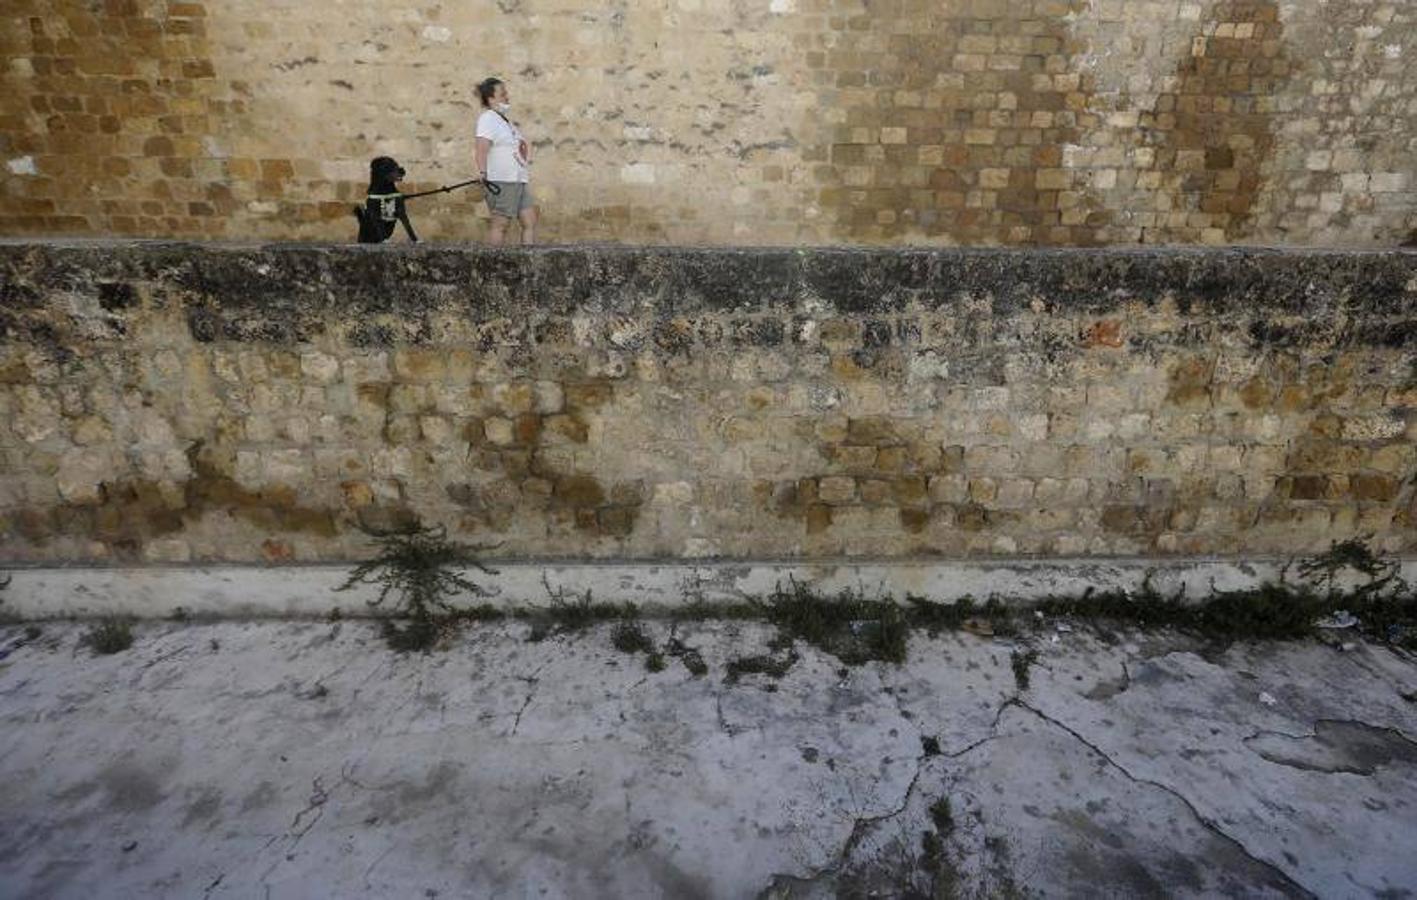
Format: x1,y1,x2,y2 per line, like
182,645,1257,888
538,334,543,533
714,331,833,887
485,181,534,218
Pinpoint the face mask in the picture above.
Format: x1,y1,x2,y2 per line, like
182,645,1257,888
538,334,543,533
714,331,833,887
495,102,511,114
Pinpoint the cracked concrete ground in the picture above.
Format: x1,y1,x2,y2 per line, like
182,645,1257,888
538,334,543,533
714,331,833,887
1,619,1415,899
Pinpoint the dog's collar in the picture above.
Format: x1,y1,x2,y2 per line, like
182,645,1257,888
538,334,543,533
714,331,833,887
366,192,402,199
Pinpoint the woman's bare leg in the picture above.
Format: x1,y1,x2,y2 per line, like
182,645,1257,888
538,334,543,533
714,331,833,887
487,217,509,246
519,205,539,245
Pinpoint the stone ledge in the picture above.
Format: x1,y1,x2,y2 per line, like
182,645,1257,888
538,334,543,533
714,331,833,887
6,558,1416,619
2,240,1415,323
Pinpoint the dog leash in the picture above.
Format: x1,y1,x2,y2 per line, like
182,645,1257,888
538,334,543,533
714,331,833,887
400,178,500,200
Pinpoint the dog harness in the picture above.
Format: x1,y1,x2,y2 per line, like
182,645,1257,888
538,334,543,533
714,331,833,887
366,192,402,223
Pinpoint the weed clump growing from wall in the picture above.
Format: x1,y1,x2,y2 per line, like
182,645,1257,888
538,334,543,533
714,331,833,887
1010,648,1039,691
527,579,637,642
329,532,1415,658
665,636,709,677
763,578,909,665
82,617,133,655
724,649,799,684
611,620,655,654
336,521,498,652
907,595,1017,637
1035,539,1415,646
611,620,707,674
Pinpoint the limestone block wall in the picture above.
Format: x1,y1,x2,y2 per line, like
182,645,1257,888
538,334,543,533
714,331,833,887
1,240,1415,564
1,0,1415,246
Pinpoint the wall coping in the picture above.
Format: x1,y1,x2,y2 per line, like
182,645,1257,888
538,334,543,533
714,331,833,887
4,239,1416,323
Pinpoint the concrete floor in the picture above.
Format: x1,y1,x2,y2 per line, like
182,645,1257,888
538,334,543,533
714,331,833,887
1,618,1415,899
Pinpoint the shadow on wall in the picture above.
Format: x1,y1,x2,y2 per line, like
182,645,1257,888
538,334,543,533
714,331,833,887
1141,0,1290,243
812,0,1292,246
813,0,1107,246
1,1,337,238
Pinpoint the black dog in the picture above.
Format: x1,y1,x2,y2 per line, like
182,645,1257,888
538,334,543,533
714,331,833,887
353,156,418,243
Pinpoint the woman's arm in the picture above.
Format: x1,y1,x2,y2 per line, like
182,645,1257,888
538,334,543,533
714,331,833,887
475,137,491,178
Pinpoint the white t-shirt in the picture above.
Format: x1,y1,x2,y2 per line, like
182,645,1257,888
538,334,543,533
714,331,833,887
476,109,530,183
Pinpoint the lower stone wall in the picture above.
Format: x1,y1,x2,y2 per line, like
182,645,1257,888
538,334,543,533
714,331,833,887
1,241,1415,564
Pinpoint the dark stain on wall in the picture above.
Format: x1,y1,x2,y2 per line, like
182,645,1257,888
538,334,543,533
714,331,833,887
0,1,313,238
3,441,338,561
811,1,1104,245
1140,1,1291,241
433,377,643,540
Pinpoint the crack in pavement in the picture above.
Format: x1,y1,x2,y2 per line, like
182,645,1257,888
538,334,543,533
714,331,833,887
835,756,926,870
1242,718,1417,776
944,732,1003,760
1012,699,1318,899
510,662,550,736
381,672,426,735
138,644,189,672
288,776,330,838
258,775,333,884
830,675,951,865
781,695,1017,891
362,844,395,890
339,760,371,790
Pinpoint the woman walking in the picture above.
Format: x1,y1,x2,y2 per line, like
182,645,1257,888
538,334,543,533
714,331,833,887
475,77,538,245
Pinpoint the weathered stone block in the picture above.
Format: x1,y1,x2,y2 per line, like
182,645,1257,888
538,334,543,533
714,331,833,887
543,414,589,444
874,446,907,472
393,349,447,383
846,416,897,445
584,502,629,536
388,384,427,415
996,478,1035,508
928,474,968,503
300,351,339,384
493,383,536,416
55,449,110,505
484,417,515,446
831,445,877,469
143,538,191,563
818,476,857,505
652,481,694,506
71,416,112,446
805,503,833,534
968,478,998,503
859,479,892,505
534,381,565,414
566,383,613,410
1351,473,1400,502
419,416,453,444
965,446,1018,474
814,414,850,444
892,476,927,506
898,507,929,533
556,475,605,507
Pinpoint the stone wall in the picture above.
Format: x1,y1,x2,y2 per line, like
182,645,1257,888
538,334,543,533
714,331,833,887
1,0,1415,247
1,239,1415,564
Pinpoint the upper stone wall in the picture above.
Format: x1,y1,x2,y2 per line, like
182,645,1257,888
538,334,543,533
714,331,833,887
1,0,1414,246
1,239,1415,565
